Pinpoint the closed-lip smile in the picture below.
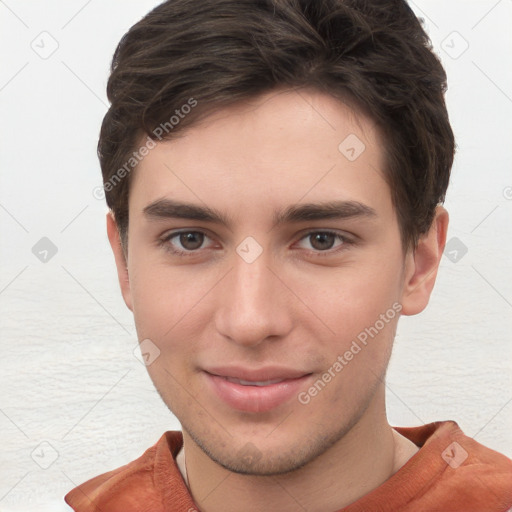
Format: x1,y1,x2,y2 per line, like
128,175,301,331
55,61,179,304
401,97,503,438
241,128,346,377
203,366,313,413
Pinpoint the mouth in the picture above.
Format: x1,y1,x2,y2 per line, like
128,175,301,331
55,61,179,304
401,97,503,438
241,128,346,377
203,367,313,413
224,377,289,387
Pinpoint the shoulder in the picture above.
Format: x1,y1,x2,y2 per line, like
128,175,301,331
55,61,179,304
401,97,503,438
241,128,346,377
396,420,512,510
439,421,512,500
64,431,183,512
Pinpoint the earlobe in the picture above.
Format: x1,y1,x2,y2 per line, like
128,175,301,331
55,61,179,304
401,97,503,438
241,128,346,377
400,206,449,316
106,211,133,312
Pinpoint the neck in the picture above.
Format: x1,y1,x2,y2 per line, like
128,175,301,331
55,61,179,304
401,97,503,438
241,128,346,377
181,387,418,512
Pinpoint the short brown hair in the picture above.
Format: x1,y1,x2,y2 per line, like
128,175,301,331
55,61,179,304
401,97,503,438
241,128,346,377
99,0,455,252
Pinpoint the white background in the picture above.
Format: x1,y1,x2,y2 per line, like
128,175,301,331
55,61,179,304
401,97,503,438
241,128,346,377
0,1,511,510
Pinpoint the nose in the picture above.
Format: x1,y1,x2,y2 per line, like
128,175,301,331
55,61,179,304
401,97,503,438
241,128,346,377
213,248,293,348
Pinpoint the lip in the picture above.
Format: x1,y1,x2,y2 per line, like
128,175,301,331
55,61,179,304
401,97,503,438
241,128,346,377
205,365,311,382
203,366,313,413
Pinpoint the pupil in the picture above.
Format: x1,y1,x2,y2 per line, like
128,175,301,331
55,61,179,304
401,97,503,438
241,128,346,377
180,232,203,250
311,233,334,250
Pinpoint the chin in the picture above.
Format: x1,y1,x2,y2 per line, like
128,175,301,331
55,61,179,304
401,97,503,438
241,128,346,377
185,417,356,477
204,441,319,476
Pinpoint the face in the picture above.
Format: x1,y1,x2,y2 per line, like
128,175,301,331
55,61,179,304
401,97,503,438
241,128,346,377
109,89,432,475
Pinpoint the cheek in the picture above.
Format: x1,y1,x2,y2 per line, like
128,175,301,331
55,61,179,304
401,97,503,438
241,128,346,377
128,257,214,341
289,256,402,400
298,316,397,418
290,258,402,337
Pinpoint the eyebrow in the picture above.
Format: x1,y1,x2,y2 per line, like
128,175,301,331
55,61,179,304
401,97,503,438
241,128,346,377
273,200,377,226
142,198,377,229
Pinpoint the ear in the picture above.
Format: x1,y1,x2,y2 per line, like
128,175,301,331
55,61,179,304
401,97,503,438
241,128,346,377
106,211,133,312
400,206,449,316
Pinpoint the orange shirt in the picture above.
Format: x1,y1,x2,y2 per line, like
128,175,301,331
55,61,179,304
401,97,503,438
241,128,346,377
65,421,512,512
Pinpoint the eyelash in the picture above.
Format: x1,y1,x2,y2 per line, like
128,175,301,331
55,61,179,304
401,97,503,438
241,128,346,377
158,230,353,258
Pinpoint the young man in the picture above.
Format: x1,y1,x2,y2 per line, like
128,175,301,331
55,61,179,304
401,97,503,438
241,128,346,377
65,0,512,510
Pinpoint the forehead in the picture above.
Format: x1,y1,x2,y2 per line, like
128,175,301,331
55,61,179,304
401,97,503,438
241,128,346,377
130,89,392,226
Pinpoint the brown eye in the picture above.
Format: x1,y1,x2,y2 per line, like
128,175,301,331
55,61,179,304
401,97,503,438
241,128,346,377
295,230,351,256
309,232,336,251
160,230,213,256
178,232,205,250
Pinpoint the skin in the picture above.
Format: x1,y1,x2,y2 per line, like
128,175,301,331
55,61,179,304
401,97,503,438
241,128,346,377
107,88,448,512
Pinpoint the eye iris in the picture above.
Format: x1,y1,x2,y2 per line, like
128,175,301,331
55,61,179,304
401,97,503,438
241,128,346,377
180,232,204,250
310,232,335,251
